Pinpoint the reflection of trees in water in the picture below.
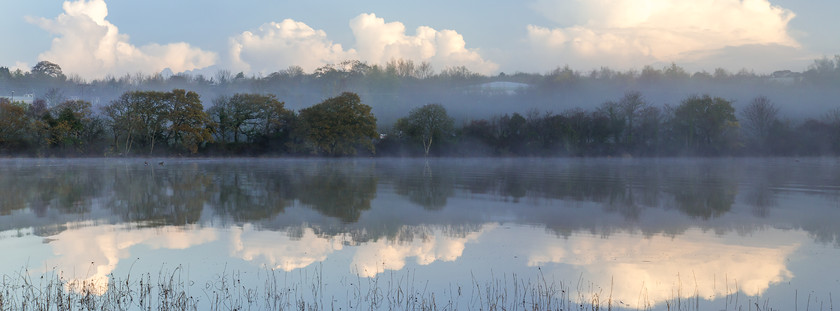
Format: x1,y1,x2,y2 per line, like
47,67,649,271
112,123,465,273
443,161,653,218
660,163,738,220
747,160,840,247
665,178,735,219
742,165,784,218
308,222,485,246
738,159,840,219
807,220,840,248
107,165,208,225
0,161,379,227
3,159,840,246
293,163,378,223
110,161,378,224
744,184,775,218
392,163,455,210
0,163,103,217
208,165,292,222
391,161,676,220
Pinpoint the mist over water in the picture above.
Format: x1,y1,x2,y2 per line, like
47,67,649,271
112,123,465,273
5,59,840,125
0,158,838,309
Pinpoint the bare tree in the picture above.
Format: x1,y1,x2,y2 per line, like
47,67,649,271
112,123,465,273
740,96,779,153
416,61,434,80
618,91,648,148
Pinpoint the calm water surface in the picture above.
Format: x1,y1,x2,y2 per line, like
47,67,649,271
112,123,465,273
0,158,838,310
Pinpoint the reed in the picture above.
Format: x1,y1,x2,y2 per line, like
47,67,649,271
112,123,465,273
0,265,832,311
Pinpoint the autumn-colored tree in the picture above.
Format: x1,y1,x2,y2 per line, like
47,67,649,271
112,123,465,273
298,92,377,156
103,91,168,154
134,91,168,154
247,94,294,144
104,93,140,154
165,89,213,154
0,99,30,151
105,90,209,155
43,100,98,152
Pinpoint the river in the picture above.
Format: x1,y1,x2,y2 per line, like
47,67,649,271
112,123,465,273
0,158,838,310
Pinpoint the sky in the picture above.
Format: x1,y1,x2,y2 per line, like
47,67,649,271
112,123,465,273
0,0,837,80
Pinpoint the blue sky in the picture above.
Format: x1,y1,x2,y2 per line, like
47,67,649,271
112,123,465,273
1,0,837,80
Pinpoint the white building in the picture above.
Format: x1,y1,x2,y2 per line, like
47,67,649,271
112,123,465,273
466,81,532,95
0,93,35,104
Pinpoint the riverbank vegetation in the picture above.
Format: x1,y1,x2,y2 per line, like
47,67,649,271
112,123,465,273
1,264,819,311
2,57,840,157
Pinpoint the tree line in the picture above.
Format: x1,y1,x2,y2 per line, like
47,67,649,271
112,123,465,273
3,56,840,126
4,56,840,90
1,87,839,157
0,90,378,156
383,92,840,157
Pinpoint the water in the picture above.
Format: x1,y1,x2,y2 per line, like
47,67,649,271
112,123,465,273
0,158,838,310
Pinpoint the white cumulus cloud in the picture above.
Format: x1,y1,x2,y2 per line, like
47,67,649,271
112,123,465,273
43,224,217,295
351,224,493,278
230,224,345,271
230,13,497,75
349,13,498,75
229,19,357,75
29,0,217,80
527,0,799,70
524,229,798,306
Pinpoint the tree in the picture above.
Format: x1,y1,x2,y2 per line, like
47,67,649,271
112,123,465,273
495,113,528,155
618,91,648,150
639,65,663,83
803,55,840,84
527,112,567,155
668,94,739,155
635,106,662,155
0,100,30,150
596,101,624,148
207,96,234,143
546,65,580,86
249,94,294,146
0,67,11,81
461,119,496,155
823,108,840,154
395,103,454,156
132,91,169,154
104,93,141,154
795,118,834,155
104,91,168,155
207,93,293,146
165,89,213,154
663,63,690,80
416,61,434,79
31,61,66,80
298,92,377,156
44,100,100,153
740,96,779,154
